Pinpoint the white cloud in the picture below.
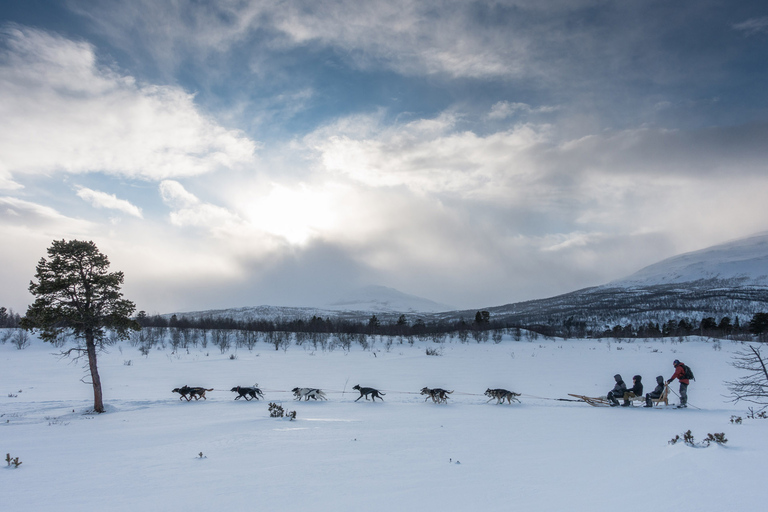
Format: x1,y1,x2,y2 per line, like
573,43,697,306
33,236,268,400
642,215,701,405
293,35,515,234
733,17,768,36
306,112,552,201
159,180,243,233
74,0,536,79
0,196,94,235
76,187,143,218
0,26,257,182
488,101,560,120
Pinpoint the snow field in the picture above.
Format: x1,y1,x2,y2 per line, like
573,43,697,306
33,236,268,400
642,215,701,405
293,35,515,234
2,336,766,511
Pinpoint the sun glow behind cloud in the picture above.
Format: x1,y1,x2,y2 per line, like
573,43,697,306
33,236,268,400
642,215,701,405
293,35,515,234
244,183,339,246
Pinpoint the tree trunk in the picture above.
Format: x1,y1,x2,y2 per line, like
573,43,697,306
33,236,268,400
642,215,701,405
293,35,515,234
85,331,104,413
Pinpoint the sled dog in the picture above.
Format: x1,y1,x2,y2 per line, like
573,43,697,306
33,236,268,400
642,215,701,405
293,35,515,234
352,385,385,402
172,386,213,401
230,386,264,401
292,387,327,401
484,388,521,404
420,387,453,403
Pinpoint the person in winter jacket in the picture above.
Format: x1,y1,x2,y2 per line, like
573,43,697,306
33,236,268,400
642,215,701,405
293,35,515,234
667,359,690,408
607,374,627,406
622,375,643,406
644,375,666,407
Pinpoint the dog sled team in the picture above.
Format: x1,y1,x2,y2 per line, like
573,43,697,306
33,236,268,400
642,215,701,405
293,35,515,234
171,384,522,405
171,359,692,408
573,359,694,409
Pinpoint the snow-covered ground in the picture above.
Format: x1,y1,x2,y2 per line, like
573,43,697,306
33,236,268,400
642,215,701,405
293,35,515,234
2,334,765,511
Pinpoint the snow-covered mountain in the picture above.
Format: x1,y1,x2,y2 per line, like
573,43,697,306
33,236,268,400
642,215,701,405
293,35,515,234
607,232,768,288
473,232,768,330
325,285,452,313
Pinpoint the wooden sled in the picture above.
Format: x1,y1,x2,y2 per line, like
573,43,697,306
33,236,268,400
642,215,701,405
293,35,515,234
567,394,612,407
649,385,670,407
569,385,670,408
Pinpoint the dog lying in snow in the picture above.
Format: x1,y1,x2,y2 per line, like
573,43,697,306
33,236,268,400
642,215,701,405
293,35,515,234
292,387,327,401
230,386,264,401
172,386,213,401
484,388,521,404
420,387,453,404
352,385,385,402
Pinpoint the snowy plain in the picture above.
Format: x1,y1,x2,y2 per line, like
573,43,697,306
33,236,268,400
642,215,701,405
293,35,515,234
2,334,766,511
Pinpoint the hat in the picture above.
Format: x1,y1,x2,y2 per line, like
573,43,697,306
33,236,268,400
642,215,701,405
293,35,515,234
673,359,680,365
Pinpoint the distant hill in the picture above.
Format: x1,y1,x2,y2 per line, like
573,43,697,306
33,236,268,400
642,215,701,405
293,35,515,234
325,285,453,314
167,285,452,322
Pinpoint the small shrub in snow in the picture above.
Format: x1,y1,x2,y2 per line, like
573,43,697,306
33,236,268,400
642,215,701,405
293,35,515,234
669,430,727,447
6,453,22,468
705,433,728,445
229,354,238,360
46,416,69,426
123,360,132,366
269,402,284,417
11,329,29,350
197,452,206,459
426,347,442,356
730,416,743,424
268,403,296,420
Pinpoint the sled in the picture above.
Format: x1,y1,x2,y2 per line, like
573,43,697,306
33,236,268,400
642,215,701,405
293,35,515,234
649,385,670,407
569,385,670,408
567,394,612,407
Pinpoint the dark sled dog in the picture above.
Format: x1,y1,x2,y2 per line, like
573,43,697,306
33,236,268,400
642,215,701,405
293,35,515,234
420,387,453,404
172,386,213,401
292,387,327,401
484,388,521,404
230,386,264,401
352,385,385,402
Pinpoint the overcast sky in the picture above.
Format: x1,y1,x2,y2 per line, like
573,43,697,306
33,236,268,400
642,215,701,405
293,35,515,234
1,0,768,314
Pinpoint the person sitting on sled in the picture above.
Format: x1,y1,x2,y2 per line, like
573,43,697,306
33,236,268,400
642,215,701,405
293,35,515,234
621,375,643,406
607,374,627,406
644,375,665,407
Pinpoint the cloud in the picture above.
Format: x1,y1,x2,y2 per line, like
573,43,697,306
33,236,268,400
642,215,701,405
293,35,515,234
74,0,532,79
733,17,768,36
0,196,94,235
0,25,257,182
305,112,551,201
159,180,245,234
488,101,560,120
301,111,768,264
76,187,143,218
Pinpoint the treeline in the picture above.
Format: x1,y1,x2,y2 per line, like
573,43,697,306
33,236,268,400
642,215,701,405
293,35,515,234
134,310,504,338
0,307,22,328
5,304,768,347
558,313,768,340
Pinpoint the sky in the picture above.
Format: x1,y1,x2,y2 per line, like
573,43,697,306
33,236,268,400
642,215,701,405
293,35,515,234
1,0,768,315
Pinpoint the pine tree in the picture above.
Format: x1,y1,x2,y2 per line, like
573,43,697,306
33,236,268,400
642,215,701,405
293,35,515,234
22,240,139,413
